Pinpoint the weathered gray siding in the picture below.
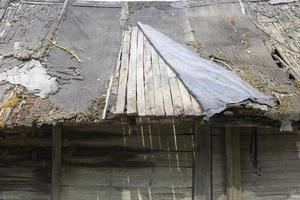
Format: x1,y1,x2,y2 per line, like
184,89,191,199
0,120,194,200
212,127,300,200
60,120,194,200
1,123,300,200
0,127,51,200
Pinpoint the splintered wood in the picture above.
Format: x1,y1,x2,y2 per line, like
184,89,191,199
111,27,202,117
248,3,300,80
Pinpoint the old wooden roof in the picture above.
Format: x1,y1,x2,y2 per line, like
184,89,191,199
107,27,203,118
106,24,275,118
0,0,299,127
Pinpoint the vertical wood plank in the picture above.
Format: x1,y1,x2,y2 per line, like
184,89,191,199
115,28,131,114
108,30,124,114
144,37,155,116
127,27,138,115
136,29,146,116
151,46,165,116
225,127,241,200
158,57,174,116
191,96,203,116
52,124,62,200
193,121,212,200
167,67,184,116
177,79,194,116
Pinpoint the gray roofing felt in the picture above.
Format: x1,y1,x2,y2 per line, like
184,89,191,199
47,6,121,112
138,22,274,117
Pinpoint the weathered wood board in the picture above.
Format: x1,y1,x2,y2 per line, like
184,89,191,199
109,27,203,117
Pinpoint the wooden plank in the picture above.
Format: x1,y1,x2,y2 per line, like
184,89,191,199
0,191,49,200
107,30,124,114
61,166,192,188
0,165,50,199
52,124,62,200
158,57,174,116
136,29,146,116
45,119,195,136
193,122,212,200
0,132,194,151
167,67,184,116
225,127,241,200
127,27,138,115
151,46,165,116
177,78,194,116
143,37,155,115
115,28,131,114
61,186,192,200
191,96,202,116
63,151,193,167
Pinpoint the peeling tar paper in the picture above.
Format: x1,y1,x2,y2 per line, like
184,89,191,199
138,22,274,117
0,60,58,98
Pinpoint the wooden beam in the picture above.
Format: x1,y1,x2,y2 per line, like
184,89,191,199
51,124,62,200
115,28,131,114
225,127,241,200
193,121,212,200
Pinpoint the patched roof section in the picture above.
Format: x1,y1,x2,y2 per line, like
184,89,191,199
107,27,202,118
0,1,121,127
106,23,274,118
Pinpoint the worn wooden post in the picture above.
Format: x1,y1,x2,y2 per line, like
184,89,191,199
51,123,62,200
225,127,241,200
193,121,212,200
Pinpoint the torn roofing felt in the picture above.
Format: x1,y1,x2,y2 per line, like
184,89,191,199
137,22,275,117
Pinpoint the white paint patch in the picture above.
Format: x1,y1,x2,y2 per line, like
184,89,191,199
0,60,58,98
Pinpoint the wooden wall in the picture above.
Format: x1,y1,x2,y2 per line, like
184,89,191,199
1,122,300,200
60,120,194,200
0,126,52,200
212,127,300,200
0,119,194,200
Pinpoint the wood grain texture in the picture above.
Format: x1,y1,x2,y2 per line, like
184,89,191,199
52,124,62,200
151,46,165,116
109,26,203,117
136,29,146,116
167,67,184,116
127,27,138,115
225,127,241,200
115,28,131,114
177,78,194,116
143,37,155,116
107,30,123,115
158,57,174,116
191,96,202,116
193,122,212,200
3,126,300,200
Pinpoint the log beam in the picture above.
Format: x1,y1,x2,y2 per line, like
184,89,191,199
193,122,212,200
51,124,62,200
225,127,241,200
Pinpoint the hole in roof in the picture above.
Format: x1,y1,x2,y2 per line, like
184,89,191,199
271,48,284,68
289,73,295,80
